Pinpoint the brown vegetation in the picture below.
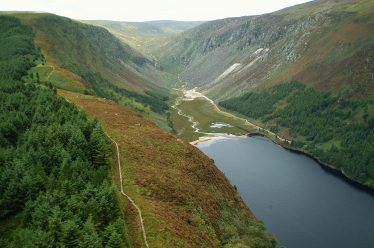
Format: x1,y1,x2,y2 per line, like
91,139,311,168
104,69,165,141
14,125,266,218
59,90,262,247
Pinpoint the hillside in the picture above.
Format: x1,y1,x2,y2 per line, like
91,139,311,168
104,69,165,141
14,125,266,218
60,90,276,248
9,12,175,130
155,0,374,189
157,0,373,100
2,0,373,245
0,14,276,248
0,15,128,247
82,20,204,55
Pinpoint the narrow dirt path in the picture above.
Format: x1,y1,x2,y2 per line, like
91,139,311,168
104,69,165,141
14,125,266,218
107,135,150,248
46,65,55,81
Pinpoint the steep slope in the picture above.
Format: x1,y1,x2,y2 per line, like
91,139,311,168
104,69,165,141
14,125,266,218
0,15,128,247
157,0,373,100
10,12,176,129
220,81,374,188
60,90,276,248
156,0,374,189
82,20,204,55
0,14,276,247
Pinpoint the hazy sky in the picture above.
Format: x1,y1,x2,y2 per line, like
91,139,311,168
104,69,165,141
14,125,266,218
0,0,312,22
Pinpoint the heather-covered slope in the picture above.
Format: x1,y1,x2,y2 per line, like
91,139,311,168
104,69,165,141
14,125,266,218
61,89,277,248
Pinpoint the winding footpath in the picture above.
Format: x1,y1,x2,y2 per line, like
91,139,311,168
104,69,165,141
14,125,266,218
46,66,55,81
107,135,150,248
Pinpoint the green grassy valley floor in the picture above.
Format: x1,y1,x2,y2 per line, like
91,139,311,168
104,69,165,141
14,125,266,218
170,90,286,144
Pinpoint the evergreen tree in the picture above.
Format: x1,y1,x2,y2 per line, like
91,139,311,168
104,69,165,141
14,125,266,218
61,220,80,248
80,216,102,248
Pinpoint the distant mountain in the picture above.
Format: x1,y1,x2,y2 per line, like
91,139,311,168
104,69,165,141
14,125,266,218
157,0,373,100
82,20,204,54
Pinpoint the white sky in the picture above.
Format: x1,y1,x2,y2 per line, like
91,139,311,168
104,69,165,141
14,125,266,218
0,0,312,22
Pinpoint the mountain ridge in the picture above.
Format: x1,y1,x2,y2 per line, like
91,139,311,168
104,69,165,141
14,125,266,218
156,0,373,100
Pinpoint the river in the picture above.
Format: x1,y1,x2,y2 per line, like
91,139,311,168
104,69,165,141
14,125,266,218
196,135,374,248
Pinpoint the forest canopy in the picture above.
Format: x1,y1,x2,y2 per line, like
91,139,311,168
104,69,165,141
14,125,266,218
0,15,127,247
220,81,374,189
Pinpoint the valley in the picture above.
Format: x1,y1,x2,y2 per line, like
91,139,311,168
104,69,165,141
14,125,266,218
170,88,290,144
0,0,373,247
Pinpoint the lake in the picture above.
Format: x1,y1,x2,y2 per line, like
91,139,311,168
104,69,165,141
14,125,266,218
197,135,374,248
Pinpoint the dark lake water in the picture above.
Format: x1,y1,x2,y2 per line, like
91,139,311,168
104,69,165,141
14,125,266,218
197,135,374,248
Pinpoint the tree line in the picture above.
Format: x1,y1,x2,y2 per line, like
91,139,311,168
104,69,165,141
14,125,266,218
220,80,374,189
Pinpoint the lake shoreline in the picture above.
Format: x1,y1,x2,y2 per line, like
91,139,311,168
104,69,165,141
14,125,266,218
179,88,373,194
197,133,374,248
193,132,374,195
278,142,374,196
251,133,374,195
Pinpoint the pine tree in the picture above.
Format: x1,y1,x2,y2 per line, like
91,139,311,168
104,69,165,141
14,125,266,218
61,220,80,248
89,126,110,167
105,230,122,248
80,216,102,248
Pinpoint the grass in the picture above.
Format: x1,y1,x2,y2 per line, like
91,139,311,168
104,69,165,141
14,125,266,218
59,89,276,248
146,111,173,133
17,12,169,95
23,65,89,93
16,13,174,133
170,92,258,142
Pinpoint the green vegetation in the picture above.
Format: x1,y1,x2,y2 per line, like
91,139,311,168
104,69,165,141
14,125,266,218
220,81,374,189
30,14,169,114
156,0,374,102
16,13,173,130
25,65,88,93
218,197,277,248
171,93,254,141
81,71,169,113
0,15,127,247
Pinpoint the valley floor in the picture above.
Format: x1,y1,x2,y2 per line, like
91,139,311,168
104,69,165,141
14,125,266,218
170,88,291,144
171,88,374,193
